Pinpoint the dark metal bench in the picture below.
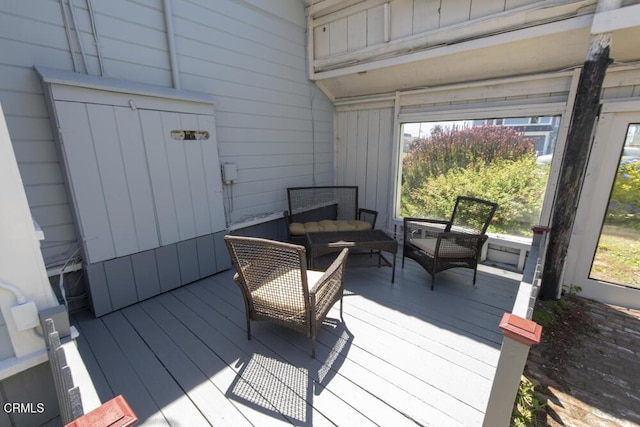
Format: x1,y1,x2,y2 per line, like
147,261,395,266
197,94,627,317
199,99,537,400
285,186,378,245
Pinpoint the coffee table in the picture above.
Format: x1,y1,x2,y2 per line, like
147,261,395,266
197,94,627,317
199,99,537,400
305,230,398,283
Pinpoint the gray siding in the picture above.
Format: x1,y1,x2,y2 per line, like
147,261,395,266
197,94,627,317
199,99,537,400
170,1,335,221
85,231,230,317
0,316,11,360
230,217,289,242
0,1,72,267
335,106,395,232
0,0,334,268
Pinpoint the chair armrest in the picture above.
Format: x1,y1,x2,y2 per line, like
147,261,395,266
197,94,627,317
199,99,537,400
436,231,488,242
433,232,488,257
403,217,450,241
309,248,348,319
358,208,378,228
403,217,450,227
310,248,349,294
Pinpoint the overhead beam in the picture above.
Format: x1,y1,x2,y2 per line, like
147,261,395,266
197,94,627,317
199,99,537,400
312,15,592,80
591,3,640,33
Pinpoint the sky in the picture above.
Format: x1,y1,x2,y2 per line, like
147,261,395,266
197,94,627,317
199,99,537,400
402,120,472,138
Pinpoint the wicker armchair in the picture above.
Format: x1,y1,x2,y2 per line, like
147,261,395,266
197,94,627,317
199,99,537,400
224,235,349,358
402,196,498,290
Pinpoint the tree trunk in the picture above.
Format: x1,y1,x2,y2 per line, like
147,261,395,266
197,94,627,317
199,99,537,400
539,35,612,299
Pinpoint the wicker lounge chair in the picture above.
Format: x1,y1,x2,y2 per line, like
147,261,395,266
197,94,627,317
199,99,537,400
402,196,498,290
224,235,349,358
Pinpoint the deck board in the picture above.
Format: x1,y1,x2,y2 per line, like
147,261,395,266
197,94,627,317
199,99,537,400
121,302,253,426
181,282,395,426
148,291,323,426
100,312,209,426
73,311,170,425
71,259,519,426
72,317,115,404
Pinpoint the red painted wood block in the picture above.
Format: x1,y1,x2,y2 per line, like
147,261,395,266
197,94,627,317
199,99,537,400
499,313,542,346
531,225,550,235
65,395,137,427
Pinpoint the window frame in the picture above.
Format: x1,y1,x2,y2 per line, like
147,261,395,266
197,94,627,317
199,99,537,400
393,103,569,233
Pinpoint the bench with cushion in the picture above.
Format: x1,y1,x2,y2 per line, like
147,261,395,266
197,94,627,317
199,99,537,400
285,186,377,245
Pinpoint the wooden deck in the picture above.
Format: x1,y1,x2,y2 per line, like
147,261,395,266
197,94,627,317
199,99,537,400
71,258,520,426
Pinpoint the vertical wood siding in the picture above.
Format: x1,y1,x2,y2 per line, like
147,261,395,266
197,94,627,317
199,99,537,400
0,0,333,267
312,0,545,60
335,107,394,231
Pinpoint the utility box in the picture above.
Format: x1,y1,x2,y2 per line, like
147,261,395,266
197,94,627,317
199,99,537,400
37,66,230,317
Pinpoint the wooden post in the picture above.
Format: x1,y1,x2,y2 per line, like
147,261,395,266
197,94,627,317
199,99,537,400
483,314,542,427
540,0,620,299
65,395,137,427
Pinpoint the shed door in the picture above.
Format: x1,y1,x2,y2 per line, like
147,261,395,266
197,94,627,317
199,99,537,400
55,101,225,264
569,108,640,308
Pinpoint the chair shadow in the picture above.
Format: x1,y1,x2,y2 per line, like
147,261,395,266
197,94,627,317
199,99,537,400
226,352,312,424
225,318,353,425
314,318,354,394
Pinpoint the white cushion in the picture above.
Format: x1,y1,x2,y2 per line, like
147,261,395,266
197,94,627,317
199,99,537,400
251,269,324,313
409,237,476,258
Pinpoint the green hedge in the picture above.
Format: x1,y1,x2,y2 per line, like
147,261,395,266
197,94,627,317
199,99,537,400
401,125,639,237
608,161,640,228
401,126,547,237
403,126,534,189
402,155,548,236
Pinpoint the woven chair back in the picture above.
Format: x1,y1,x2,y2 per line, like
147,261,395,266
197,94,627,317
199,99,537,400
288,186,358,222
448,196,498,235
225,236,310,317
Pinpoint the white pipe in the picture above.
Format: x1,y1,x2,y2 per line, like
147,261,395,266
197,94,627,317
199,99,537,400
383,2,390,43
163,0,181,89
68,0,90,74
59,0,79,72
0,279,28,305
595,0,623,13
86,0,105,76
46,262,82,278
